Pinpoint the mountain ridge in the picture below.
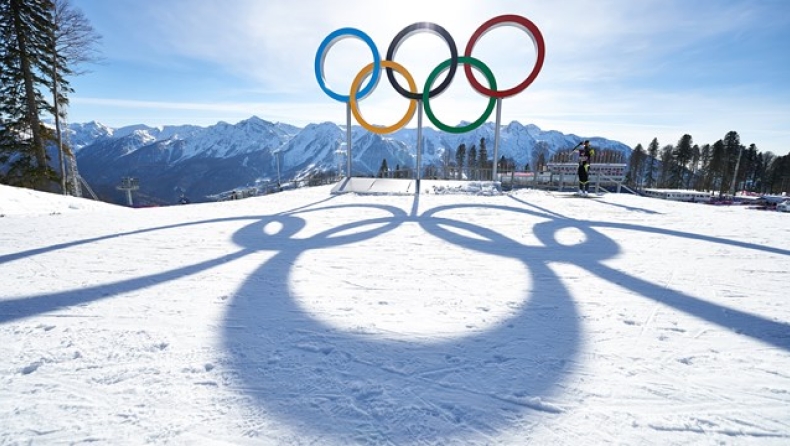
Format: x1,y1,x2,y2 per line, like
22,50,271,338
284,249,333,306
68,116,633,205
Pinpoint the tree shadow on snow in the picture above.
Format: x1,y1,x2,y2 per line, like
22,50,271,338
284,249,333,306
0,195,340,324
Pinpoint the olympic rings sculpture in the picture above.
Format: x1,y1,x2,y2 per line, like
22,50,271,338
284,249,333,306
315,14,545,135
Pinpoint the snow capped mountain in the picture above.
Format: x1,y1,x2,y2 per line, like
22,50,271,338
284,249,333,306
174,117,300,162
111,123,204,144
62,121,204,152
64,121,115,149
71,117,633,205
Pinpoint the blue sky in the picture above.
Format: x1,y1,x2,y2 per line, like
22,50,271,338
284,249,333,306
67,0,790,154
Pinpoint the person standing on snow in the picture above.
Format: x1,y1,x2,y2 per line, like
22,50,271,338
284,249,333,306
576,140,595,195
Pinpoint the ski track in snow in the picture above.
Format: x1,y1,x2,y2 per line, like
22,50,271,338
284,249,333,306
1,184,789,445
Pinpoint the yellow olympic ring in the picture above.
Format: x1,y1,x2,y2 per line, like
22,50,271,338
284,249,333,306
349,60,418,135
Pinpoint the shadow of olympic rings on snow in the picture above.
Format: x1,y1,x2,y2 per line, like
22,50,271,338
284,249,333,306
222,195,790,443
509,194,790,350
224,202,582,443
457,198,790,351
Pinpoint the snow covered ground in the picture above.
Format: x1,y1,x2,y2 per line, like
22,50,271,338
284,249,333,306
1,183,789,445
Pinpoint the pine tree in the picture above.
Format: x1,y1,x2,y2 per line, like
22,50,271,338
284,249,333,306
687,144,701,189
658,145,673,188
750,148,766,192
698,143,713,191
722,131,742,195
646,138,659,188
626,143,645,188
770,155,790,194
741,143,758,192
759,151,776,193
455,143,466,180
377,158,388,178
708,140,726,195
0,0,57,189
478,137,488,180
498,155,507,172
672,134,693,188
467,145,477,181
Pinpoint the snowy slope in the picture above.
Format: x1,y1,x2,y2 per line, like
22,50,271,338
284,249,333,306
0,184,125,216
1,184,789,445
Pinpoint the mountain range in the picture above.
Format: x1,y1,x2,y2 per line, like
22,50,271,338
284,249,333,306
67,117,633,205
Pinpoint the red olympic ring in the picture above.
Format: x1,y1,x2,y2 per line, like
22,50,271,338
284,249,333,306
464,15,545,99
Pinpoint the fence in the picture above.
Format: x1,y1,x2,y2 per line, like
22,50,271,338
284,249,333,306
499,163,632,193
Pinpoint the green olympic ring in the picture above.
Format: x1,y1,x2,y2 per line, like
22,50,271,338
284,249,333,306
422,56,497,134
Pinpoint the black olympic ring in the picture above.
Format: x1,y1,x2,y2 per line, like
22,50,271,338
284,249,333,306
385,22,457,101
